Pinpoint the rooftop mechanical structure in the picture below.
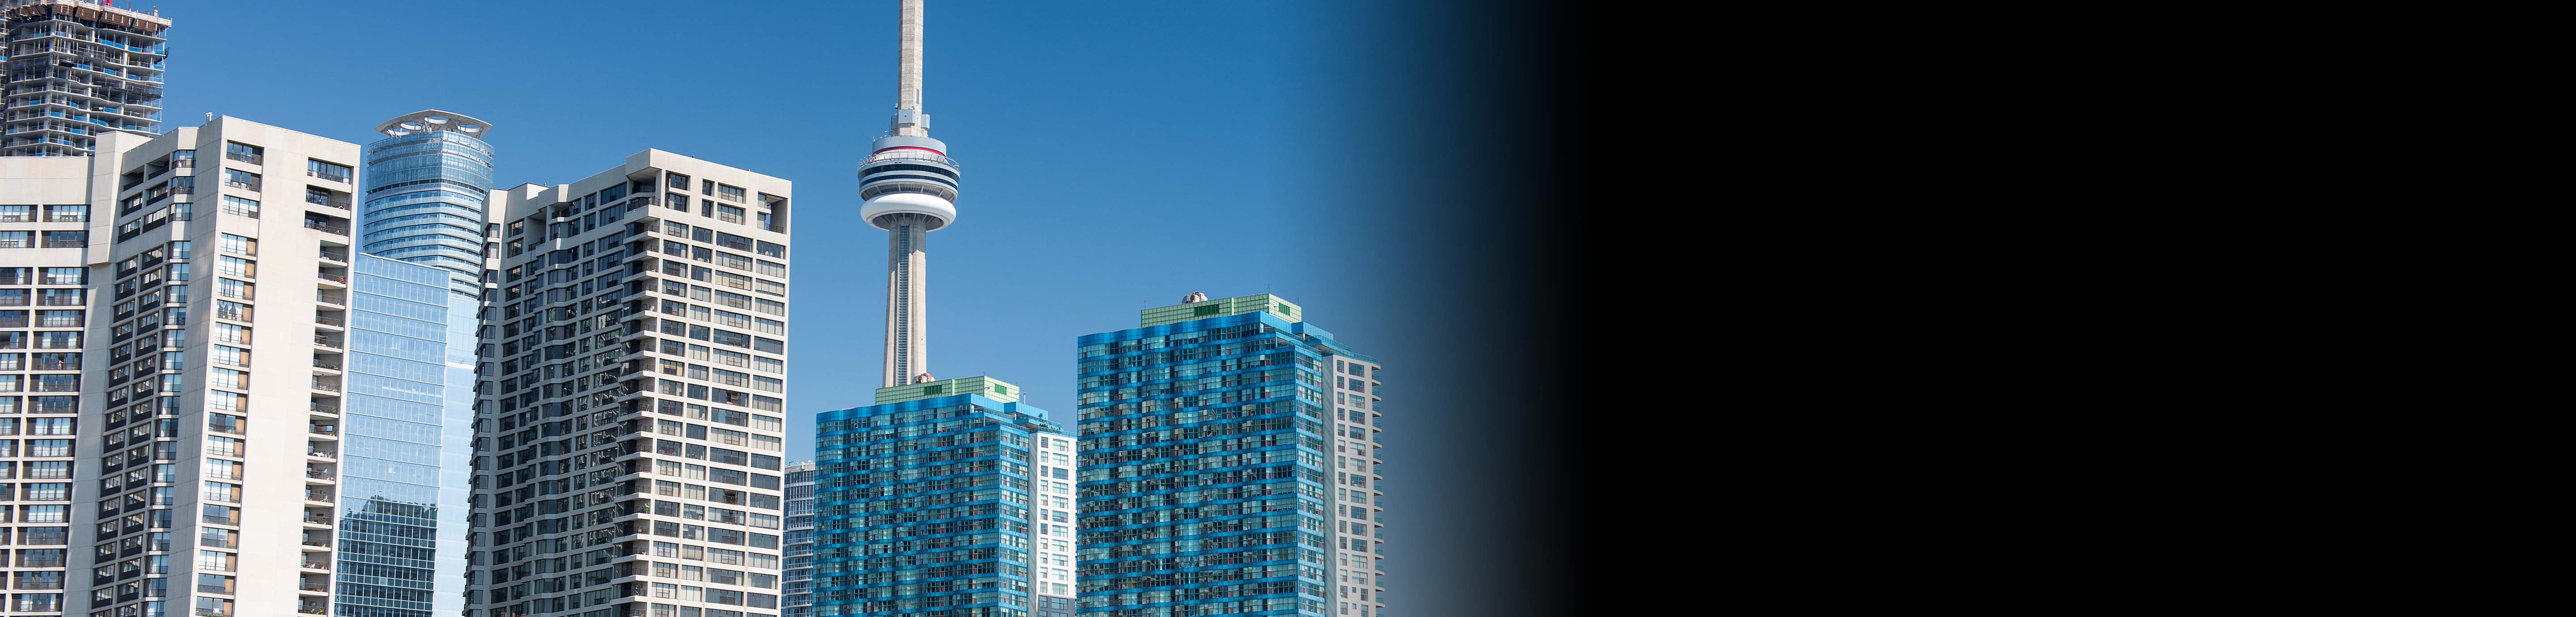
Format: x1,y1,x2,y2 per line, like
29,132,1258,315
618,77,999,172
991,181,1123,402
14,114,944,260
860,0,962,388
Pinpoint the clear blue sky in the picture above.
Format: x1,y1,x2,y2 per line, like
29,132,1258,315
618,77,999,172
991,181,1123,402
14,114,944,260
161,0,1381,455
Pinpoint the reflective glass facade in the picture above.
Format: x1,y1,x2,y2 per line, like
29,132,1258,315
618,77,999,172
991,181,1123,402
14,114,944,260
336,255,471,617
809,395,1062,617
1072,312,1346,617
359,131,493,290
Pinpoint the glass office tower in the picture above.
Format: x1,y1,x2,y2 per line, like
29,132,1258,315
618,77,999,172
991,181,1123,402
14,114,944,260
358,110,492,287
1073,294,1385,617
808,377,1069,617
335,254,470,617
356,110,492,617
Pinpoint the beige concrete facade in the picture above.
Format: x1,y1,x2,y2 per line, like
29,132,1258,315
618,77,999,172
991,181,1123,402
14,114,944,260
469,150,792,617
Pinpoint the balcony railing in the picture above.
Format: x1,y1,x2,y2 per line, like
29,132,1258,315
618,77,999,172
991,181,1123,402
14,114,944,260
310,379,340,393
317,272,346,284
226,152,261,165
223,179,259,191
305,192,350,209
303,219,346,235
312,334,341,348
307,169,349,183
309,402,340,414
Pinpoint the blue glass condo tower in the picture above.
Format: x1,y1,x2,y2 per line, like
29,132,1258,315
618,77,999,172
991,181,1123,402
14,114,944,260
1073,294,1381,617
809,378,1066,617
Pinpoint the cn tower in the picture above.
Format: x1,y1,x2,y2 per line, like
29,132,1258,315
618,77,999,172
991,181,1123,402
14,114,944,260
859,0,961,388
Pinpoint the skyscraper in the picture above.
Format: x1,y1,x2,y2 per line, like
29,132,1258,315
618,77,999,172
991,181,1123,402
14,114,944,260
38,117,401,617
0,144,96,617
355,109,492,617
858,0,962,389
1073,294,1385,617
781,462,817,617
467,150,794,617
807,377,1075,617
1,0,170,157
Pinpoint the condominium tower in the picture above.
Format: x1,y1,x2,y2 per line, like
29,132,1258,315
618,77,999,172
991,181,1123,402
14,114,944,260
1,144,97,617
1073,294,1385,617
780,462,815,617
466,150,793,617
32,116,423,617
808,377,1077,617
2,0,169,157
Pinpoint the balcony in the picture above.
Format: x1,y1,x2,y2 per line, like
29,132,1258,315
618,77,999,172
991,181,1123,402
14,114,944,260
309,422,339,435
312,356,341,370
310,377,340,393
318,249,349,263
304,512,333,525
302,218,346,235
226,152,261,165
313,334,343,349
316,271,347,286
222,178,259,191
309,401,340,415
305,191,349,210
308,169,350,183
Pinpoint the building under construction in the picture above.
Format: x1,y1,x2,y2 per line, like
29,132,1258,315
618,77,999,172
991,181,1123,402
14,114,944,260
1,0,168,157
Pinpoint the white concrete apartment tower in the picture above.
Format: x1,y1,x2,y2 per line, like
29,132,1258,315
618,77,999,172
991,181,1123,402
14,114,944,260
0,148,103,617
467,151,794,617
48,117,372,617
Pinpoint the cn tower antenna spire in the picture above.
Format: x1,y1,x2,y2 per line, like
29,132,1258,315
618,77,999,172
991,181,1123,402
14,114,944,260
892,0,929,137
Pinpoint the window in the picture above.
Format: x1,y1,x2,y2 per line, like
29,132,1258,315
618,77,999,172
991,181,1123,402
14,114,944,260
223,142,261,164
42,204,85,222
219,234,256,256
40,231,84,248
38,267,83,285
0,205,29,223
221,169,260,191
219,196,258,218
306,159,352,182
